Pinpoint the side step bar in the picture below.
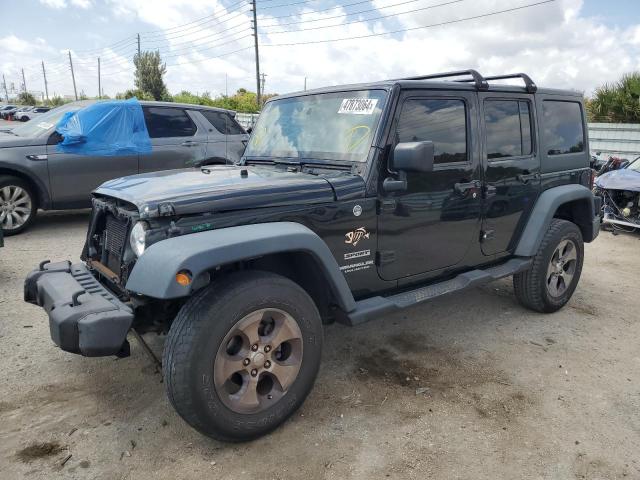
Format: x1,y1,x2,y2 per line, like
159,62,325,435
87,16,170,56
342,258,532,326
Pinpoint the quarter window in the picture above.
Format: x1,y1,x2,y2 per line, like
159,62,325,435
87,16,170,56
201,110,246,135
542,101,584,155
396,98,467,164
484,100,533,159
142,107,197,138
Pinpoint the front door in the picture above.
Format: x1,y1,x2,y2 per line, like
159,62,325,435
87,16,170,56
377,91,482,281
47,134,138,209
479,94,540,255
139,106,208,173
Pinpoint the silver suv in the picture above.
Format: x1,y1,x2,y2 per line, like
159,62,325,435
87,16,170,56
0,100,248,234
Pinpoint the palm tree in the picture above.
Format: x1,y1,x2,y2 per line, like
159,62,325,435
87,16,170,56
589,73,640,123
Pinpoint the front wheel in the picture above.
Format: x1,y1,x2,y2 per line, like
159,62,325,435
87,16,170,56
163,271,323,442
0,175,37,236
514,219,584,313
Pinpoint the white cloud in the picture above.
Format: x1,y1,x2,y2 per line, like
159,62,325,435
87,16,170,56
71,0,92,9
39,0,67,8
8,0,640,98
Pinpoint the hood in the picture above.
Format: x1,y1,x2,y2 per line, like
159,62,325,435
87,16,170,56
94,165,365,217
0,133,43,148
595,168,640,192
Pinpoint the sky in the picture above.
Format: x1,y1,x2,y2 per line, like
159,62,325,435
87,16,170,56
1,0,639,100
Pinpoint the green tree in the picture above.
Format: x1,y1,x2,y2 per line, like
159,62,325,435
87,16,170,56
49,96,70,107
116,88,155,101
133,50,169,101
17,91,37,105
588,72,640,123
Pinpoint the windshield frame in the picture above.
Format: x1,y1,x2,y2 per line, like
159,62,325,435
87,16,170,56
243,87,391,165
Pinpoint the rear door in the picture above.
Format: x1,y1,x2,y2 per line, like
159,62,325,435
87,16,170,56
479,93,540,255
139,106,208,173
198,109,248,164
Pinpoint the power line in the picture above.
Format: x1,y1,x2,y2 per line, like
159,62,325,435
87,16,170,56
263,0,467,34
140,0,249,35
263,0,556,46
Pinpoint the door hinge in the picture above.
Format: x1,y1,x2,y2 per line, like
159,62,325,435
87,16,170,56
376,250,396,265
480,230,495,242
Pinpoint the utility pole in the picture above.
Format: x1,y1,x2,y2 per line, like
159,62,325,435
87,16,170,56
41,61,49,102
1,74,8,102
250,0,261,108
97,57,101,99
260,73,266,99
137,33,141,57
21,68,27,93
304,77,307,91
68,51,78,101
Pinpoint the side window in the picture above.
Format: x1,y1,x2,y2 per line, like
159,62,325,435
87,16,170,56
484,99,533,159
396,98,467,164
542,101,584,155
201,110,245,135
142,107,197,138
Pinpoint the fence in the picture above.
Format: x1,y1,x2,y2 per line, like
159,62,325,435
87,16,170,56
588,123,640,160
235,112,260,130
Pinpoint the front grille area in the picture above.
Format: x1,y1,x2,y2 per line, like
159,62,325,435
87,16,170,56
104,215,128,274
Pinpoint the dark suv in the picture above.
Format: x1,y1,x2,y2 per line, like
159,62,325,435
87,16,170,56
0,100,247,235
25,70,600,442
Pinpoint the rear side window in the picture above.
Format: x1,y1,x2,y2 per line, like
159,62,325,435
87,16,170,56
397,98,467,164
201,110,245,135
484,100,533,159
542,101,584,155
143,107,197,138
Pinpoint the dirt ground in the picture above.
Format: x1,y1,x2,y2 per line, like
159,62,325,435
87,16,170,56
1,211,639,480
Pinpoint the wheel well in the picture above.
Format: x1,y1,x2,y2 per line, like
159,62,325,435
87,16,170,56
0,168,46,209
553,198,593,241
230,252,338,323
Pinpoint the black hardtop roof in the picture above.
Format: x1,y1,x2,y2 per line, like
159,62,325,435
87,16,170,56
272,69,583,101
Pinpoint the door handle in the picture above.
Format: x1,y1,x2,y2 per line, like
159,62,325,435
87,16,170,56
516,172,539,183
26,154,48,161
181,141,198,147
453,180,481,195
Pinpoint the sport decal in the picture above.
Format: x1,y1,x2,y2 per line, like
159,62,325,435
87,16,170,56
345,227,370,247
344,249,370,260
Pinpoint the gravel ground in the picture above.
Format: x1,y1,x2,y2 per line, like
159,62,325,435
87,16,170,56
1,211,639,480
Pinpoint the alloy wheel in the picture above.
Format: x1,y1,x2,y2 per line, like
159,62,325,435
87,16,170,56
546,239,577,297
213,308,303,414
0,185,32,231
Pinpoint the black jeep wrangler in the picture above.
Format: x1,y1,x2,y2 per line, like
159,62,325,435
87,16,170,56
25,70,600,442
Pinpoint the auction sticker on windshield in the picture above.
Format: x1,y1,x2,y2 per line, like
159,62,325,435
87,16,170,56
338,98,378,115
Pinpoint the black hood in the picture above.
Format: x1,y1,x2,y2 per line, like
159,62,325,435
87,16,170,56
94,165,365,218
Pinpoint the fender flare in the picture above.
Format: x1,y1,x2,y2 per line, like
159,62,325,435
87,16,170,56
125,222,357,312
515,184,596,257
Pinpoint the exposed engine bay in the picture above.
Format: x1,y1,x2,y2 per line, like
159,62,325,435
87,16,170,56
601,189,640,230
594,158,640,231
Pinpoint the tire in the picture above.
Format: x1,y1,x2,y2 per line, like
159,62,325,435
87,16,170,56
513,219,584,313
0,175,37,236
163,270,323,442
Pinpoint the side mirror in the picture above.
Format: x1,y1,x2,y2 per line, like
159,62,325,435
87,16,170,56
391,141,434,173
47,131,63,145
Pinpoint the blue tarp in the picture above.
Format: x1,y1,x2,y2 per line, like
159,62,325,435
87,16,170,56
55,98,152,156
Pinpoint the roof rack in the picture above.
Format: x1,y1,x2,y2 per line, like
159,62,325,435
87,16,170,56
399,70,538,93
402,69,489,91
457,72,538,93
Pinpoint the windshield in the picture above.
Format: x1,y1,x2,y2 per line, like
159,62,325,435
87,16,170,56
11,103,82,137
244,90,387,163
628,157,640,172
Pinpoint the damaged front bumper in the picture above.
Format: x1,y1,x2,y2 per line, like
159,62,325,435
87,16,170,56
24,261,133,357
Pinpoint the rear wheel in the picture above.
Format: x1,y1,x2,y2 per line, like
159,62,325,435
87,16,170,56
514,219,584,313
163,270,323,441
0,176,37,236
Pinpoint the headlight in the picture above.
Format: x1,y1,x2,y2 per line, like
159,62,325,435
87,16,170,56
129,221,149,257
